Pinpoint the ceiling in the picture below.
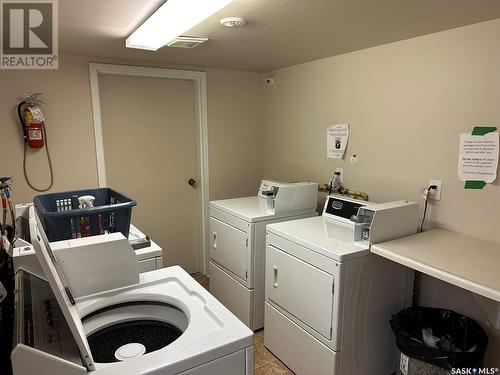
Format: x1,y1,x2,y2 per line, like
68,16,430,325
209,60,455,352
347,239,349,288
60,0,500,72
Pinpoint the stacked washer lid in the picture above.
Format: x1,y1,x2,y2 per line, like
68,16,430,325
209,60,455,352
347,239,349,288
11,210,253,375
209,180,318,330
264,195,419,375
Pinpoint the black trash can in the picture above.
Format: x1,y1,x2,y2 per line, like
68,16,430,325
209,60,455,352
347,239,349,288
390,307,488,375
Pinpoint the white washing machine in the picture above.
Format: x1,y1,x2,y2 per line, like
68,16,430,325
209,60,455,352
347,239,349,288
13,223,163,276
264,196,419,375
11,211,254,375
13,204,163,275
209,180,318,330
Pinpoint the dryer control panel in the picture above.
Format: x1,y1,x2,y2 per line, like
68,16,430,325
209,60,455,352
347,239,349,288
353,200,419,246
322,196,366,224
258,180,318,214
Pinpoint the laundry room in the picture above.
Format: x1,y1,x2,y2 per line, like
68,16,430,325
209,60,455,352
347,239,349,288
0,1,499,375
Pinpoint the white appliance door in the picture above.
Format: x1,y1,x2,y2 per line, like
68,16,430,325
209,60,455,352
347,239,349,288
266,244,334,339
210,217,249,283
209,261,253,328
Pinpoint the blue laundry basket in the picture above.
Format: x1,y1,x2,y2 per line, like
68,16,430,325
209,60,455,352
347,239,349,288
33,188,136,242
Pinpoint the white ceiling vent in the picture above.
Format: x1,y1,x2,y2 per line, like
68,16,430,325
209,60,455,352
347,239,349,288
167,36,208,48
220,17,247,28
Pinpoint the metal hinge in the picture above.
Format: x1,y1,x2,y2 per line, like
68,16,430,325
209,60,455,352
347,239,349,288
65,287,75,305
330,326,333,337
332,283,335,293
245,238,248,247
246,271,248,280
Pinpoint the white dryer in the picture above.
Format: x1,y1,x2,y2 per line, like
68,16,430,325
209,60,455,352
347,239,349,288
209,180,318,330
11,212,254,375
264,196,419,375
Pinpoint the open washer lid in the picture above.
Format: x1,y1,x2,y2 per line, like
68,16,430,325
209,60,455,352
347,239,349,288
30,208,96,371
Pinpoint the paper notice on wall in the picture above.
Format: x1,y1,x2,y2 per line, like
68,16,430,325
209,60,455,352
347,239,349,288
327,124,349,159
458,132,499,183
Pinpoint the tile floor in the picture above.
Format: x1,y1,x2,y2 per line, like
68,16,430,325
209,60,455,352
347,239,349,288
191,273,295,375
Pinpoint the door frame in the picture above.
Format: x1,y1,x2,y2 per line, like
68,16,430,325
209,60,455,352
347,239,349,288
89,63,210,274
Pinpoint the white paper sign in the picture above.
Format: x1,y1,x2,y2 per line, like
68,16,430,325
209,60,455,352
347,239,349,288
458,132,499,183
327,124,349,159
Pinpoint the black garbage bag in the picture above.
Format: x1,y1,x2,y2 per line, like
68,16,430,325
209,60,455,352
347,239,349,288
390,307,488,370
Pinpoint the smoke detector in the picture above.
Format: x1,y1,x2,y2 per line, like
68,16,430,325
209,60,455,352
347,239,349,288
264,76,275,86
167,36,208,48
220,17,247,28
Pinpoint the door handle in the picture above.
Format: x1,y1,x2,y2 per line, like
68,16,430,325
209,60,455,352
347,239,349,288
273,265,278,288
212,232,217,249
188,178,198,187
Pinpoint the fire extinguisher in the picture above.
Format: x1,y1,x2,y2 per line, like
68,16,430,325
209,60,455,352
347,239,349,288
21,104,45,148
17,93,54,192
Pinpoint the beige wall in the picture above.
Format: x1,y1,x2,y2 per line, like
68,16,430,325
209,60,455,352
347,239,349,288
0,55,98,200
0,54,263,204
206,68,263,200
261,19,500,364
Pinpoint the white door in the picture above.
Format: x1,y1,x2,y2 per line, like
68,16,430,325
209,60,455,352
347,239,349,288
209,217,249,283
266,244,334,339
98,74,200,272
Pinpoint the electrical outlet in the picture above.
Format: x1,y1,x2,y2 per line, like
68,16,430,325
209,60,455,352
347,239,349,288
335,168,344,184
428,179,442,201
420,186,426,199
350,154,358,163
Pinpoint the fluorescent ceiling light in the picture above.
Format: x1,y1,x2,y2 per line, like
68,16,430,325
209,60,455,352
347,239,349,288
126,0,234,51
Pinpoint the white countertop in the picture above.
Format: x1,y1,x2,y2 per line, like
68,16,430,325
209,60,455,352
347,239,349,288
267,216,370,262
371,228,500,303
